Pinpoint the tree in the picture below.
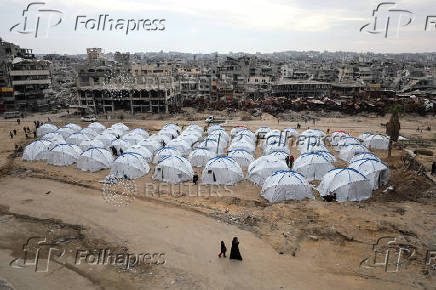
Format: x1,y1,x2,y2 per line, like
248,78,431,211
386,104,403,158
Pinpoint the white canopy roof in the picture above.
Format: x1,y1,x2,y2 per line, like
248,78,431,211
261,170,314,203
110,152,150,179
77,147,113,172
201,156,244,185
152,155,193,184
247,155,289,185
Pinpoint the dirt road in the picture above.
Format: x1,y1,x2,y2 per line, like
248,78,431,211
0,176,405,290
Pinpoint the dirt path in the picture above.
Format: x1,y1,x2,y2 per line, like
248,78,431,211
0,176,406,290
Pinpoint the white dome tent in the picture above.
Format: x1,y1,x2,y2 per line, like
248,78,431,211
66,132,90,146
110,139,130,155
208,129,230,143
129,128,150,139
163,123,181,134
349,152,380,163
111,123,129,134
339,144,369,162
247,155,289,186
201,156,244,185
110,152,150,179
122,133,145,146
153,147,182,164
318,168,372,202
267,150,290,161
153,155,193,184
149,134,171,148
230,126,248,137
56,127,75,139
37,123,58,137
22,139,52,161
283,128,299,138
234,130,256,143
292,152,334,182
330,131,350,146
207,124,223,134
189,148,216,167
261,170,314,203
137,139,161,153
167,138,192,155
358,132,374,142
95,133,116,147
103,128,124,138
80,127,98,139
199,138,226,154
47,144,82,166
185,124,203,135
42,132,65,145
263,143,291,156
364,134,389,150
255,127,272,138
335,137,360,151
80,139,105,151
125,145,153,162
228,149,255,168
159,127,179,139
315,151,337,162
77,147,114,172
65,123,82,132
229,140,256,155
349,158,390,190
88,122,106,133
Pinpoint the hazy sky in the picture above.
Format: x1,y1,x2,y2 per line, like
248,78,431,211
1,0,435,54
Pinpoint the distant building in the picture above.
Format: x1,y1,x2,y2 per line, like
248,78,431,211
0,38,52,112
272,80,331,98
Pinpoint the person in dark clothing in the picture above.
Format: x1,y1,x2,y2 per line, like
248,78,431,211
13,129,16,135
192,174,199,185
17,119,20,125
33,131,37,138
288,155,294,169
285,156,290,168
229,237,242,260
218,241,227,258
432,162,436,176
9,131,13,139
110,146,118,157
119,148,124,155
25,133,29,139
323,192,336,202
23,127,27,133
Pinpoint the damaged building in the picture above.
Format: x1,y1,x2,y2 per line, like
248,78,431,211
0,38,52,112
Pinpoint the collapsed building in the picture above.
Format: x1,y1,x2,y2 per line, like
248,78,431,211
75,49,179,114
0,38,52,112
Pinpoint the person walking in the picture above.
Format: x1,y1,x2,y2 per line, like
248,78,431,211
229,237,242,260
192,173,199,185
432,162,436,176
288,155,294,169
218,241,227,258
9,131,13,139
13,129,17,136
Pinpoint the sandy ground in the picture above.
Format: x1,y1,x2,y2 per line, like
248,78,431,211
0,109,435,289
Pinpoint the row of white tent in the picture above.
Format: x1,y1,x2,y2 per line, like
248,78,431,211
25,123,390,203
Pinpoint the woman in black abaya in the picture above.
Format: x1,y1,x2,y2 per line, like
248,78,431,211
229,237,242,260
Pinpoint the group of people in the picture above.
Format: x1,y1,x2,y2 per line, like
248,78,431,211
9,118,42,140
218,237,242,260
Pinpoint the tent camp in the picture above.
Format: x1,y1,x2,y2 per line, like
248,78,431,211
77,147,114,172
152,155,193,184
159,127,179,139
339,144,369,162
230,126,248,137
358,132,374,141
364,134,389,150
125,145,153,162
348,158,389,190
103,128,124,138
247,155,289,185
293,152,334,181
37,123,58,137
255,127,272,137
46,144,82,166
153,147,182,164
41,132,65,145
330,131,350,146
283,128,299,138
208,124,223,134
261,170,314,203
88,122,106,133
201,156,244,185
188,148,216,167
314,151,337,162
110,152,150,179
198,138,226,154
80,139,105,151
228,149,255,168
167,138,192,155
149,134,171,148
22,139,52,161
163,123,181,134
335,137,360,151
318,168,372,202
263,143,291,155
